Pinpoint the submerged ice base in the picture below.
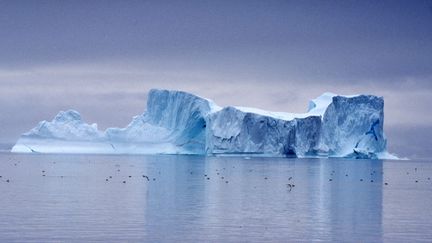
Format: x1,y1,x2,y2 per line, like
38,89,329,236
12,89,395,159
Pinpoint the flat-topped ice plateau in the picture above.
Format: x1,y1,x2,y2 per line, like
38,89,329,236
12,89,396,159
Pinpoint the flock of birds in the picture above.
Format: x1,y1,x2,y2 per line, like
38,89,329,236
104,173,156,184
0,157,431,191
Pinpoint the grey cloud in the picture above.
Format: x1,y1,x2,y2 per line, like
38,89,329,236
0,1,431,158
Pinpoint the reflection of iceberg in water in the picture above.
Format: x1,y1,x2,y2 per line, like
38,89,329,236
181,157,384,241
129,155,385,241
311,159,383,241
140,155,210,241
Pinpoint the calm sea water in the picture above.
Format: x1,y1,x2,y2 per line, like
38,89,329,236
0,152,431,242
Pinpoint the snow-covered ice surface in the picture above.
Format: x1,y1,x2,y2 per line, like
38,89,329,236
12,89,396,159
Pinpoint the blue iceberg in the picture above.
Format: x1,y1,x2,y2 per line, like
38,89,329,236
12,89,396,159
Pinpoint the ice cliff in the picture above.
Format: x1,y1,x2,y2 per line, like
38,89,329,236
12,89,394,159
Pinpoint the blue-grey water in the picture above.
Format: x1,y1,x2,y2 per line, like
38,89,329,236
0,153,431,242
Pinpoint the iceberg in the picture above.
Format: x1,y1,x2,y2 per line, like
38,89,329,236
205,107,321,157
320,95,386,158
12,89,393,159
104,89,219,154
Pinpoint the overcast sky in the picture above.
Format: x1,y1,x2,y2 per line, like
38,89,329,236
0,0,431,158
